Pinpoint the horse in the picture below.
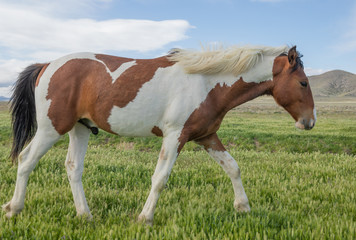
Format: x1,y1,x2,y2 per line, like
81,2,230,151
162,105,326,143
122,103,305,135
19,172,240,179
3,45,316,225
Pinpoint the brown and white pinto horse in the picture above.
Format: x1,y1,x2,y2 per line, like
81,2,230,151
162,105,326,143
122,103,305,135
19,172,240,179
3,45,315,224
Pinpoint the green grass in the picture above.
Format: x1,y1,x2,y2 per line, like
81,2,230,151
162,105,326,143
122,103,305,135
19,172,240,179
0,105,355,239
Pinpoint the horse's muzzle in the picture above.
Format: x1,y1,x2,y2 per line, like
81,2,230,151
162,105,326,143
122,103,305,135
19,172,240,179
295,108,316,130
295,118,315,130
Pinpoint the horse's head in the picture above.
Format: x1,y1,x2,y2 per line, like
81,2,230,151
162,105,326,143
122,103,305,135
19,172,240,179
272,46,316,130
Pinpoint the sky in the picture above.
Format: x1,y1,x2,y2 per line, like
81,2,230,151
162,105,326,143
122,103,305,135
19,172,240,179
0,0,355,98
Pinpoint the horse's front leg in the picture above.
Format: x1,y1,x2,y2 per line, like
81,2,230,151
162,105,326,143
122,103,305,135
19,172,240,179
138,130,185,225
195,133,250,212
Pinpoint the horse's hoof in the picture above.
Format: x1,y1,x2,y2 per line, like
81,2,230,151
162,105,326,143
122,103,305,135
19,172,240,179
234,200,251,212
2,202,20,219
138,214,153,226
77,212,93,221
2,202,11,212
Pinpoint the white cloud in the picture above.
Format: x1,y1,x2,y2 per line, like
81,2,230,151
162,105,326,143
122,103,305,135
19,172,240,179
0,1,192,95
0,59,33,86
0,4,192,54
0,86,12,99
0,0,112,18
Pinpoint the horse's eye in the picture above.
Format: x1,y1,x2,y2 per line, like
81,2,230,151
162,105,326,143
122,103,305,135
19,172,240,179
300,81,308,87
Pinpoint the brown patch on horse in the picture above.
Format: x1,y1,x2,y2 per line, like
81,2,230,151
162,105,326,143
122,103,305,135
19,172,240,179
179,78,274,147
151,126,163,137
91,57,174,133
35,64,49,87
46,56,174,135
95,54,134,72
46,59,97,134
195,133,226,151
111,57,174,108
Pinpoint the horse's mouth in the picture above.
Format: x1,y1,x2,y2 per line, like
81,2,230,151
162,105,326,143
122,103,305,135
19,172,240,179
295,119,315,130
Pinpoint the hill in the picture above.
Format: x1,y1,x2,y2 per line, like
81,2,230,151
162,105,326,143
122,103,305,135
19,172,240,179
309,70,356,98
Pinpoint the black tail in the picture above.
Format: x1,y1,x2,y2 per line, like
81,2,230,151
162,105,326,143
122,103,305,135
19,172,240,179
10,64,46,163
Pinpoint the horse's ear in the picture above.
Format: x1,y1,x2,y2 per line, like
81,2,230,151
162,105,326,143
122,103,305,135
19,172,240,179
272,57,284,76
288,46,298,68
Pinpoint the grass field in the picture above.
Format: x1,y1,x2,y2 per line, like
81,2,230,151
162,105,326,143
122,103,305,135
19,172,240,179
0,100,355,239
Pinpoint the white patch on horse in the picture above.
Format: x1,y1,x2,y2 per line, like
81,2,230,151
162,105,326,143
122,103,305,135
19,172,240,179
107,54,278,136
107,64,215,136
93,56,136,83
238,55,276,83
209,55,276,87
109,61,136,83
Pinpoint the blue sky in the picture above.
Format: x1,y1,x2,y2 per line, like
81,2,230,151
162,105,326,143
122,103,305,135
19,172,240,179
0,0,355,97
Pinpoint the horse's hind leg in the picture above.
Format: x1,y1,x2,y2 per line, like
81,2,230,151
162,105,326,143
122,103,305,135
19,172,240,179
65,123,91,218
2,128,60,218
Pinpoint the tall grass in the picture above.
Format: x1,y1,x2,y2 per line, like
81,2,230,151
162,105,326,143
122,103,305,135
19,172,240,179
0,104,355,239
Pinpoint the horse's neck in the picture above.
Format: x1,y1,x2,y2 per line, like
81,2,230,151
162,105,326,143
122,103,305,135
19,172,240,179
224,78,274,111
202,56,275,113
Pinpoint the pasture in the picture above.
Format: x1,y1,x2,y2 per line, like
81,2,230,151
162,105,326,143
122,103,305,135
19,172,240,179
0,99,355,239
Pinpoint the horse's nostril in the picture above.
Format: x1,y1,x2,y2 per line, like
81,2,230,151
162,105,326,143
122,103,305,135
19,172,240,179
306,119,315,130
311,119,315,127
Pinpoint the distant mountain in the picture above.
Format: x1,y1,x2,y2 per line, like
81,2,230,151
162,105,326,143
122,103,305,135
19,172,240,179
309,70,356,98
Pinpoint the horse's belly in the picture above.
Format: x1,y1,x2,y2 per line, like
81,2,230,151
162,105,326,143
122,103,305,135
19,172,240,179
107,105,164,137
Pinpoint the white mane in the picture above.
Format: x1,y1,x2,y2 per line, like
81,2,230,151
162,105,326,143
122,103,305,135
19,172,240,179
168,45,289,76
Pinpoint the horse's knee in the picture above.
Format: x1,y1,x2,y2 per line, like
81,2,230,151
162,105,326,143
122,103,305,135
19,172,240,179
17,160,36,177
229,167,241,179
65,157,75,171
66,160,83,182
